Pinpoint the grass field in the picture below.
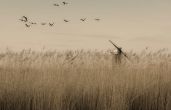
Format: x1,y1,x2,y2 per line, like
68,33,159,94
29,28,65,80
0,49,170,110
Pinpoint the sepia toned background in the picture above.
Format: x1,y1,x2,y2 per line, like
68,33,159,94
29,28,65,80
0,0,171,52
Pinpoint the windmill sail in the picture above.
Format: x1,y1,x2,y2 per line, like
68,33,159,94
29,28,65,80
109,40,129,60
109,40,120,50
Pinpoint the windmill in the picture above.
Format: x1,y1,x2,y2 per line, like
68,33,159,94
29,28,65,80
109,40,129,64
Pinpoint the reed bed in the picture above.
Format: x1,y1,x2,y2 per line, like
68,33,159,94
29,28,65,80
0,49,170,110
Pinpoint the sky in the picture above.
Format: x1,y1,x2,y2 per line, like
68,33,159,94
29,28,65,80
0,0,171,52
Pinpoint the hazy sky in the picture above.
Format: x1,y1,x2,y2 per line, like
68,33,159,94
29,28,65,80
0,0,171,52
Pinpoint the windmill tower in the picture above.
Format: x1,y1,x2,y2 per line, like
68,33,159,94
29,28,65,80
109,40,129,65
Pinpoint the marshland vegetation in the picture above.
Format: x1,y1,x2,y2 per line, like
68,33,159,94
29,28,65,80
0,49,170,110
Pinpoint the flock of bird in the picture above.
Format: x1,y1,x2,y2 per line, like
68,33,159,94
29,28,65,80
53,1,69,6
19,1,101,28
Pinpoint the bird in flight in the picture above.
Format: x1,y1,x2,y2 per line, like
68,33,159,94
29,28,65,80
25,24,30,28
64,19,69,22
80,18,86,22
49,22,54,26
19,16,28,22
41,23,46,25
95,18,100,21
62,2,69,5
19,18,25,22
53,4,59,6
29,22,37,25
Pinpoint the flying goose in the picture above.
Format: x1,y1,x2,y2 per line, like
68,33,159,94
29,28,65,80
53,4,59,6
49,22,54,26
19,16,28,22
80,18,86,22
62,2,69,5
22,16,28,22
41,23,46,25
95,18,100,21
29,22,37,25
64,19,69,22
25,24,30,28
19,19,25,22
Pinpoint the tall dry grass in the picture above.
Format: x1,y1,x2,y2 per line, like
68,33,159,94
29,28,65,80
0,49,170,110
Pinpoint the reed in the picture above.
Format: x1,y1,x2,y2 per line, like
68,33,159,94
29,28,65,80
0,49,170,110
